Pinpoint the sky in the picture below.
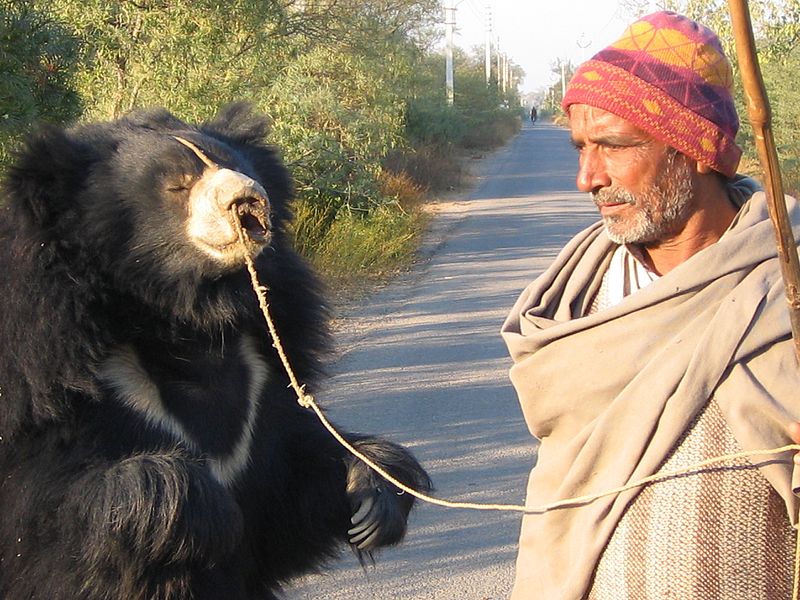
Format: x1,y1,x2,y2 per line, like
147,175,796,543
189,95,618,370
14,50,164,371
449,0,662,95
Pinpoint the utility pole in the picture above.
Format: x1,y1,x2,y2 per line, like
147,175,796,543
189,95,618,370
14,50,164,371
499,53,505,93
503,54,509,93
496,36,501,88
444,0,455,105
484,5,492,85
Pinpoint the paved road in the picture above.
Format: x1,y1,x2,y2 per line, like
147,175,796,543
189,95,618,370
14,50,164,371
281,122,598,599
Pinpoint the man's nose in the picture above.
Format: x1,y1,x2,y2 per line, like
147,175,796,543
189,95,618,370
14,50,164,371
576,150,611,193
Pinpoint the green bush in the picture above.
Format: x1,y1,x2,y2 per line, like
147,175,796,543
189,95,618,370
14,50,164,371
405,98,467,147
298,200,425,291
0,0,523,288
382,144,466,193
0,1,81,167
264,48,405,215
460,108,521,150
46,0,287,121
763,46,800,197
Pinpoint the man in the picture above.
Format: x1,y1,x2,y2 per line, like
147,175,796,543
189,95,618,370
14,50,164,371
501,11,800,599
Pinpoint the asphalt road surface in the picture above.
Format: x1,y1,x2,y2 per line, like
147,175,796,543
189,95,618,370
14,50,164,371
281,121,599,600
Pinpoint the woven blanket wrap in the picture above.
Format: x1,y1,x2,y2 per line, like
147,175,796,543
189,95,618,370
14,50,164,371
501,191,800,599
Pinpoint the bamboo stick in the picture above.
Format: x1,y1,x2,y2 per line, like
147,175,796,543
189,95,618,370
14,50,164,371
728,0,800,361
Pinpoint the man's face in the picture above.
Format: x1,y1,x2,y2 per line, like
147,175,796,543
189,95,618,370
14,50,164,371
569,104,696,245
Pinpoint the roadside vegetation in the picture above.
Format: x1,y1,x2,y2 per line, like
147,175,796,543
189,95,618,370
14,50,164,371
3,0,796,296
1,0,521,297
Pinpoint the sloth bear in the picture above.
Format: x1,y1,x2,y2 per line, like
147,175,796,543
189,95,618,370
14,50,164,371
0,104,431,600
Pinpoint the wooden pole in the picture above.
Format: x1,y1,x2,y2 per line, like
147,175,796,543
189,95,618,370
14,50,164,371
728,0,800,361
445,0,455,105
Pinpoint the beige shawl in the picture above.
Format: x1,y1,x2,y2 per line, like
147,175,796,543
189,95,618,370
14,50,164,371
501,190,800,599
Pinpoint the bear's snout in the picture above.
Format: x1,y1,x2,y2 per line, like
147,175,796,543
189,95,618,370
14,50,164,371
188,167,272,264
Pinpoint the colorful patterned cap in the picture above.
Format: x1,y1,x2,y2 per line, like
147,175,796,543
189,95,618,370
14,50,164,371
562,11,741,177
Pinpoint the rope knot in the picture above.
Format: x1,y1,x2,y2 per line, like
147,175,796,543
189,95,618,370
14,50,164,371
298,392,315,409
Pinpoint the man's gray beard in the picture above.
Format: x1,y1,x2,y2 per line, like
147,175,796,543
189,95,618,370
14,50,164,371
594,154,694,245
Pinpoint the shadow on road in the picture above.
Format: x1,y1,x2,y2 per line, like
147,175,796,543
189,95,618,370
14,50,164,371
282,122,599,600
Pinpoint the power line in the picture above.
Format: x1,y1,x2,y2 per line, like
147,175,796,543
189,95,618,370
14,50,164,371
463,0,486,23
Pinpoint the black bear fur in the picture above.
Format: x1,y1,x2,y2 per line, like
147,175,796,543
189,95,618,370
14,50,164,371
0,103,431,600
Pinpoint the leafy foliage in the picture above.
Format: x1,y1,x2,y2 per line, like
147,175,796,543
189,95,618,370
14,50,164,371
0,0,81,165
762,43,800,196
1,0,521,284
265,47,405,214
47,0,291,120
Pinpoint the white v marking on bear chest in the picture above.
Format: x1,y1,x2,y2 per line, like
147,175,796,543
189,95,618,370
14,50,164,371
97,335,269,486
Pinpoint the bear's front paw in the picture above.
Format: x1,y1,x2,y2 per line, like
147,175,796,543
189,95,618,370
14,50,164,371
345,439,431,551
74,450,244,566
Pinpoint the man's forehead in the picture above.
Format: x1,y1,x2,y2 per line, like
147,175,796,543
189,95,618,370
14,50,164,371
569,104,651,141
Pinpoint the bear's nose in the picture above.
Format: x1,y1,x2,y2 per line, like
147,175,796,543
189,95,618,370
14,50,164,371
207,169,272,242
189,167,272,247
204,168,269,212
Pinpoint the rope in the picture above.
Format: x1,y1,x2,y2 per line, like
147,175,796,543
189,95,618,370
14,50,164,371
234,214,800,596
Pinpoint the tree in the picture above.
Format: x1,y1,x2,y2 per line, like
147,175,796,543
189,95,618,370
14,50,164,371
46,0,298,120
265,47,406,214
3,0,521,274
0,0,80,165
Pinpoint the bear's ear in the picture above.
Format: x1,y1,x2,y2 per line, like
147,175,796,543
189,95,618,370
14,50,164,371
120,107,189,132
201,102,293,215
202,102,271,146
3,125,96,231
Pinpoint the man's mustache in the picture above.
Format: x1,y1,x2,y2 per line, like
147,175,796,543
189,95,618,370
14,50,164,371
593,188,636,207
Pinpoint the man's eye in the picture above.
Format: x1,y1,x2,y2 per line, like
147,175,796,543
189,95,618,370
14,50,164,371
606,139,650,152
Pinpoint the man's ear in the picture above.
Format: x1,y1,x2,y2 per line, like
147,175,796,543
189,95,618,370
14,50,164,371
696,161,715,175
3,125,95,232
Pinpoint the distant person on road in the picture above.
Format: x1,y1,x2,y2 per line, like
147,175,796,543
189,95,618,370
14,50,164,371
501,11,800,599
529,106,537,124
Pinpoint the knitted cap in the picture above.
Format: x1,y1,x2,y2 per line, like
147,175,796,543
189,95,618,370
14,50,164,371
562,11,741,177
